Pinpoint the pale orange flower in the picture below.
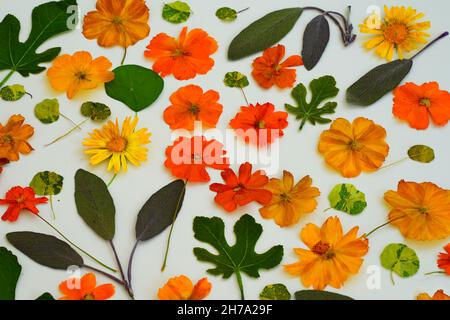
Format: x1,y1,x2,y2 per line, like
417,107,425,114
158,275,211,300
417,290,450,300
0,115,34,161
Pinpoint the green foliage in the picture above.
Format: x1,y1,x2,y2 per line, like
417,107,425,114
0,247,22,300
380,243,420,282
407,145,435,163
80,102,111,121
34,99,60,124
216,7,237,21
224,71,249,88
162,1,191,24
0,84,27,101
29,171,63,196
295,290,353,300
328,184,367,215
259,284,291,300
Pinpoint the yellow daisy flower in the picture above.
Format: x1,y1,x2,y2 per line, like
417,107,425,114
83,116,150,173
359,6,430,61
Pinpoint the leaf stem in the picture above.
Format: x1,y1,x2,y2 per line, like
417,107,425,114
237,7,250,14
411,32,449,60
240,88,249,106
49,195,56,220
107,173,118,187
236,271,245,300
0,70,15,88
110,240,134,299
379,157,408,170
45,119,88,147
364,215,406,238
390,269,395,285
127,240,139,291
59,112,81,130
424,271,445,276
83,264,125,285
121,47,128,66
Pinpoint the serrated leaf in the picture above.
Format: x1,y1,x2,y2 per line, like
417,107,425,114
259,284,291,300
162,1,191,24
36,292,55,300
30,171,63,196
328,184,367,215
0,84,26,101
407,145,435,163
224,71,249,88
285,75,339,130
380,243,419,279
80,102,111,121
74,169,115,240
216,7,237,21
302,15,330,70
34,98,60,124
0,247,22,300
295,290,353,300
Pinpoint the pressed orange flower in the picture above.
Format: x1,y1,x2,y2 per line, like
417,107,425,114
0,115,34,161
229,103,288,146
164,85,223,130
417,290,450,300
360,6,430,61
144,26,218,80
252,44,303,89
318,117,389,178
158,275,211,300
59,273,115,300
259,171,320,227
437,244,450,275
47,51,114,99
164,136,229,182
384,180,450,241
285,216,369,290
83,116,150,173
209,162,272,212
393,82,450,130
0,186,47,222
83,0,150,48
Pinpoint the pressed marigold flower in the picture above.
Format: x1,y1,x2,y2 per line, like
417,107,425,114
359,5,430,61
209,162,272,212
229,103,288,146
0,186,48,222
164,136,229,182
158,275,211,300
417,290,450,300
284,216,369,290
318,117,389,178
59,273,115,300
83,116,151,173
384,180,450,241
164,85,223,130
82,0,150,48
259,171,320,227
437,244,450,275
393,82,450,130
252,44,303,89
47,51,115,99
0,115,34,161
144,26,218,80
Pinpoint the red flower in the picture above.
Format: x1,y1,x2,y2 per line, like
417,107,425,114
0,186,48,222
164,136,229,182
438,243,450,275
229,103,288,146
210,162,272,212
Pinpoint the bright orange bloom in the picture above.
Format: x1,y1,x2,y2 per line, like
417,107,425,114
252,44,303,89
82,0,150,48
393,82,450,130
259,171,320,227
164,85,223,130
59,273,115,300
318,117,389,178
158,275,211,300
437,244,450,275
164,136,229,182
417,290,450,300
0,186,47,222
144,26,218,80
0,115,34,161
209,162,272,212
384,180,450,241
284,216,369,290
47,51,114,99
229,103,288,146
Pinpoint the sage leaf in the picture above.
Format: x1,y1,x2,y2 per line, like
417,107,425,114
224,71,249,88
302,15,330,70
380,243,420,280
36,292,55,300
295,290,353,300
30,171,63,196
162,1,191,24
228,8,303,60
74,169,115,241
80,102,111,121
0,247,22,300
34,99,60,124
407,145,435,163
259,284,291,300
7,232,83,269
0,84,27,101
328,183,367,215
216,7,237,21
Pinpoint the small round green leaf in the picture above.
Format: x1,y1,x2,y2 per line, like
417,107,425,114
162,1,191,24
224,71,249,88
259,284,291,300
34,98,60,124
328,183,367,215
407,145,435,163
29,171,63,196
81,102,111,121
216,7,237,21
380,243,420,278
0,84,26,101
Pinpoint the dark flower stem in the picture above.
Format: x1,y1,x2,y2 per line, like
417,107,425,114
364,215,406,238
83,264,125,285
411,32,449,60
109,240,135,299
240,88,249,106
126,240,139,292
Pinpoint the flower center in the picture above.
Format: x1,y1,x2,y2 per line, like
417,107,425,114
418,207,428,214
384,23,409,44
349,140,362,151
312,241,335,259
256,121,266,129
83,293,95,300
75,71,88,81
0,134,13,144
173,48,185,57
107,136,127,153
189,104,200,115
112,16,122,25
419,98,431,107
233,183,244,192
279,192,291,202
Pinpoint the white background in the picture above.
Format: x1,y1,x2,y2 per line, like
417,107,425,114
0,0,449,300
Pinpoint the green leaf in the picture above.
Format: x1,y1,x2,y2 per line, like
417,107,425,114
162,1,191,24
74,169,115,240
105,64,164,112
407,145,435,163
34,98,60,124
0,84,26,101
228,8,303,60
80,102,111,121
295,290,353,300
380,243,420,279
328,184,367,215
7,232,84,270
0,0,77,78
0,247,22,300
216,7,238,21
302,15,330,71
285,75,339,130
259,284,291,300
36,292,55,300
30,171,63,196
224,71,249,88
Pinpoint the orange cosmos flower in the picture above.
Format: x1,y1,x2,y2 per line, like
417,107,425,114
229,103,288,146
158,275,211,300
259,171,320,227
209,162,272,212
0,115,34,161
252,44,303,89
284,216,369,290
437,244,450,275
59,273,115,300
0,186,48,222
144,26,218,80
384,180,450,241
164,136,229,182
318,117,389,178
417,290,450,300
164,85,223,130
47,51,114,99
83,0,150,48
393,82,450,130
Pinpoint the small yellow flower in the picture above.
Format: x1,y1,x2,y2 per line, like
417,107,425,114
83,116,150,173
359,6,430,61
